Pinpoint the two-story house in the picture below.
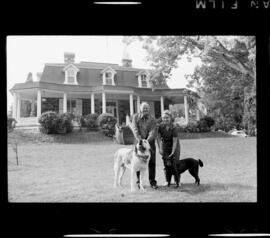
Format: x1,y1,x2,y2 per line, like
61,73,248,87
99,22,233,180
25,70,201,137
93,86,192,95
10,52,201,128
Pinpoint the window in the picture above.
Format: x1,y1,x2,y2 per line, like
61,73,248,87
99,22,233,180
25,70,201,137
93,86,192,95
105,72,113,85
141,74,148,87
67,69,75,83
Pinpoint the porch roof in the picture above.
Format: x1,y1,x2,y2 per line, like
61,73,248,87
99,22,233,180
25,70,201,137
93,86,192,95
10,81,199,98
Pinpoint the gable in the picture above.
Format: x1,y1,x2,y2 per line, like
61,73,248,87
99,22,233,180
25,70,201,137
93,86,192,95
63,63,80,72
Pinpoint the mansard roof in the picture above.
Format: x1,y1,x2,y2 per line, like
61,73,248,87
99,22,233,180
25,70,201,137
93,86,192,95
38,61,170,89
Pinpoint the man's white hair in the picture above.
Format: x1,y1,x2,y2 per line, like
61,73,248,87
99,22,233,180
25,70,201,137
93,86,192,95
140,102,150,111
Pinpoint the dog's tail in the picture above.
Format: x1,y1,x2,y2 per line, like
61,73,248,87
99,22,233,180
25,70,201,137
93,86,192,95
198,159,204,167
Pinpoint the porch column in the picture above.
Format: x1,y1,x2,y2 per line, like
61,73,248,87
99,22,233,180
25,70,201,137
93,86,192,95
63,92,67,113
184,95,189,124
129,93,134,116
196,109,200,121
16,93,21,120
91,93,95,114
102,92,106,113
37,89,42,117
12,92,17,119
160,96,164,115
137,95,140,113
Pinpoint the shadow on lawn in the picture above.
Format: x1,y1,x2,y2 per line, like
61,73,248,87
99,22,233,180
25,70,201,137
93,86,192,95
157,182,255,195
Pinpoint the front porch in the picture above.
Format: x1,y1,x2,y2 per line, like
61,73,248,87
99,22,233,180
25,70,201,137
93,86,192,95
11,87,199,129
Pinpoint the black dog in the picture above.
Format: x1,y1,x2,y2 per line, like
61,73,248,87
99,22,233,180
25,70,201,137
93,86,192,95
164,157,204,187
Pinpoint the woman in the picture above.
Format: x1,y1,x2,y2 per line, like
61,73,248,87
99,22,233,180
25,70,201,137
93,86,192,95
157,110,181,186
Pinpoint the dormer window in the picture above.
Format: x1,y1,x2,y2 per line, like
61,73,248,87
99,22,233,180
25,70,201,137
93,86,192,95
137,71,150,88
67,69,76,83
141,74,148,87
101,66,117,86
63,64,80,85
105,72,113,85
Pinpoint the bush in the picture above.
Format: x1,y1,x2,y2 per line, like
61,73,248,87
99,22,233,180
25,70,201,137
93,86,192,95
8,117,17,132
97,113,117,137
185,121,200,133
38,111,59,134
38,111,74,134
197,116,215,132
212,116,237,132
202,116,215,128
58,112,74,133
82,113,99,131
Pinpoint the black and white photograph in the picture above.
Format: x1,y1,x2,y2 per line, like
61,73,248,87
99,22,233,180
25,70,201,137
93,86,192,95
2,1,270,238
7,35,257,202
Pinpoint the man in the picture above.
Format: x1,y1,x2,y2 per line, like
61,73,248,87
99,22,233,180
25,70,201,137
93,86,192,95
130,102,158,189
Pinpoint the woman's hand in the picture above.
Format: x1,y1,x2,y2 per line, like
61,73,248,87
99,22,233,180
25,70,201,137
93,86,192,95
159,148,163,156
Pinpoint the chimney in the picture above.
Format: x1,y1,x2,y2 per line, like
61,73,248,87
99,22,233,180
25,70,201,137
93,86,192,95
122,46,132,67
122,58,132,67
26,72,33,82
64,52,75,64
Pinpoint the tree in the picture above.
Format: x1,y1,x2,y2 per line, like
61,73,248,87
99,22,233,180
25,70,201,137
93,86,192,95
123,36,256,84
123,36,256,133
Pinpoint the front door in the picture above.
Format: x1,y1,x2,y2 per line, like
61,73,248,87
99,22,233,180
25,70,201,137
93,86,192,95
67,99,76,114
106,101,117,118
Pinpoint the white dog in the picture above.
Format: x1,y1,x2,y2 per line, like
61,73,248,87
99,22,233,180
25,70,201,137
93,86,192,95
113,139,151,192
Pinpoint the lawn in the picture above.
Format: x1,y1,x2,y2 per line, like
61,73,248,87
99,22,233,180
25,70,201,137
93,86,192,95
7,130,257,202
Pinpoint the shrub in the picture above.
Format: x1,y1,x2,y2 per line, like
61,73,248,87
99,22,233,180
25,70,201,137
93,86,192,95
38,111,59,134
82,113,99,131
38,111,74,134
197,116,214,132
201,116,215,128
212,116,237,132
8,117,17,132
185,121,200,133
197,119,209,132
58,112,74,133
97,113,117,137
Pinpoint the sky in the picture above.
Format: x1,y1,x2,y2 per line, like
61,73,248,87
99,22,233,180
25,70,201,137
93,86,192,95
6,36,201,111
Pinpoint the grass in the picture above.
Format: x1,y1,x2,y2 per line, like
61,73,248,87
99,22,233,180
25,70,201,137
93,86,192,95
8,129,234,145
7,130,256,202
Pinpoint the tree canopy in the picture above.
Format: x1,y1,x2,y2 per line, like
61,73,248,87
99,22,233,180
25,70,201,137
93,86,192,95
123,36,255,83
123,36,256,133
